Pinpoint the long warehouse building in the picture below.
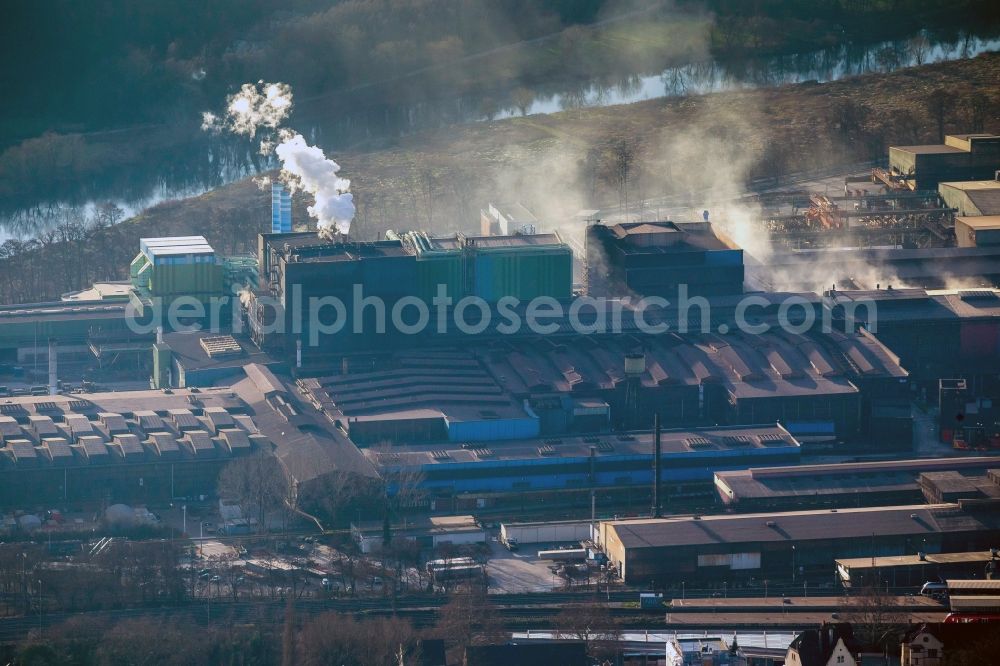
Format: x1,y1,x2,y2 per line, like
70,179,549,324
301,326,909,445
600,500,1000,584
714,456,1000,511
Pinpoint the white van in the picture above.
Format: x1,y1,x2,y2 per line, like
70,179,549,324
920,582,948,598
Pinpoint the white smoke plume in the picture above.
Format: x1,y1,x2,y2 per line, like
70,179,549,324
275,132,355,235
203,81,356,236
202,81,293,139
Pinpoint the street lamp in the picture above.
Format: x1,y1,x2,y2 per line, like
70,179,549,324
791,546,796,584
20,552,29,614
682,581,686,600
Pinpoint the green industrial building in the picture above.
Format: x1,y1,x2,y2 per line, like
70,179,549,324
399,230,573,302
250,230,573,363
129,236,226,316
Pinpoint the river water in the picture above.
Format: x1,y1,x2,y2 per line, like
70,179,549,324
2,29,998,244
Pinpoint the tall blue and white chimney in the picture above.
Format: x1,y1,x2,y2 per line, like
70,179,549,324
271,182,292,233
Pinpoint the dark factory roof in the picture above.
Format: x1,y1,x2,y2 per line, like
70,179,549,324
837,550,999,571
302,327,906,431
365,424,799,468
468,233,565,249
306,349,527,420
294,243,411,262
476,328,904,398
715,456,1000,501
600,220,733,253
826,287,1000,323
267,233,412,261
0,368,377,485
605,503,1000,549
162,330,271,373
922,470,1000,500
0,387,254,469
0,300,129,325
756,246,1000,291
232,370,378,485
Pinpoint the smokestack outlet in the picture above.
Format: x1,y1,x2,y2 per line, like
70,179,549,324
625,352,646,377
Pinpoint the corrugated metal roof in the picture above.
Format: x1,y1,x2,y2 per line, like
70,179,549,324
140,236,214,257
244,363,285,397
945,579,1000,591
607,503,995,549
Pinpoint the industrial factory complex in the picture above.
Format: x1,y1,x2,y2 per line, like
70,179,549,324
3,133,1000,591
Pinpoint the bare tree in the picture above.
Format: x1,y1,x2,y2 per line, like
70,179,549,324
830,98,870,138
298,471,382,528
554,602,622,660
297,614,420,666
436,591,504,657
94,202,125,229
419,168,438,227
282,594,296,666
611,137,636,221
961,93,990,134
907,33,931,66
478,97,499,121
217,452,289,534
841,583,908,650
893,110,923,144
925,89,956,142
511,87,535,117
944,632,1000,666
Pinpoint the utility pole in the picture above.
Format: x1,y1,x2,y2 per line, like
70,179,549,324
652,412,662,518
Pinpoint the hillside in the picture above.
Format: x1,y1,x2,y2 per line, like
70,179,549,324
1,51,998,304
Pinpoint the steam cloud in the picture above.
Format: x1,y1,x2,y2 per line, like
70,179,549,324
275,133,355,236
202,81,293,139
202,81,355,235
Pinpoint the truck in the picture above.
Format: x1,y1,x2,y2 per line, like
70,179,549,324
537,547,588,562
500,534,519,552
425,557,476,574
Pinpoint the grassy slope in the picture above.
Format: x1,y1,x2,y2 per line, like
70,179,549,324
150,52,1000,229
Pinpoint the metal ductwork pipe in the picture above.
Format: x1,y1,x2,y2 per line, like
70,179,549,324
652,412,662,518
48,338,58,396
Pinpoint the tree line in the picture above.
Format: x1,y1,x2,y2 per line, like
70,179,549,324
5,591,626,665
